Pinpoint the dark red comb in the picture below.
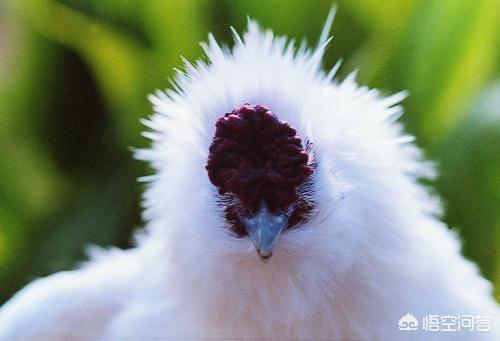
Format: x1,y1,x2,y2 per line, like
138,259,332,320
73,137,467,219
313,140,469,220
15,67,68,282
206,104,313,212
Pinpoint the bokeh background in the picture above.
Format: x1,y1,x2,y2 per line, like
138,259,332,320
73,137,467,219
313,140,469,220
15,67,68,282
0,0,499,304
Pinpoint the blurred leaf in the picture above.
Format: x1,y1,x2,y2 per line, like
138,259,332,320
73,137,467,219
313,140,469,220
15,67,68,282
0,140,62,219
0,204,30,300
0,207,16,269
429,0,499,140
436,83,500,289
228,0,328,38
0,44,65,216
0,165,139,302
343,0,417,83
28,168,139,275
0,233,5,267
9,0,151,146
496,241,500,301
0,12,68,283
61,0,148,40
342,0,416,31
144,0,208,68
397,0,499,145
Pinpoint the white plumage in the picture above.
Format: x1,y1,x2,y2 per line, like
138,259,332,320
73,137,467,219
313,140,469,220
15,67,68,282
0,12,498,340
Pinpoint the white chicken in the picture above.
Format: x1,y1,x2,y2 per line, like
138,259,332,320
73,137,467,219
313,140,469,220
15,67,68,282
0,10,499,340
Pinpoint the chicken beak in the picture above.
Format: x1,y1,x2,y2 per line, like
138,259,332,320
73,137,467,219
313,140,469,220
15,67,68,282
240,203,289,261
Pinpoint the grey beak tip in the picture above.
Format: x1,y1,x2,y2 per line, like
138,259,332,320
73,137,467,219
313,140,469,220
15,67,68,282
258,250,273,262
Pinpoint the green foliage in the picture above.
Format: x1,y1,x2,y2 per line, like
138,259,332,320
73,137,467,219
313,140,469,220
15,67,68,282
0,0,498,303
436,84,500,299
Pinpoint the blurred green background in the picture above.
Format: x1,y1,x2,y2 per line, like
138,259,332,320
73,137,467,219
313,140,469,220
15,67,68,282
0,0,499,304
